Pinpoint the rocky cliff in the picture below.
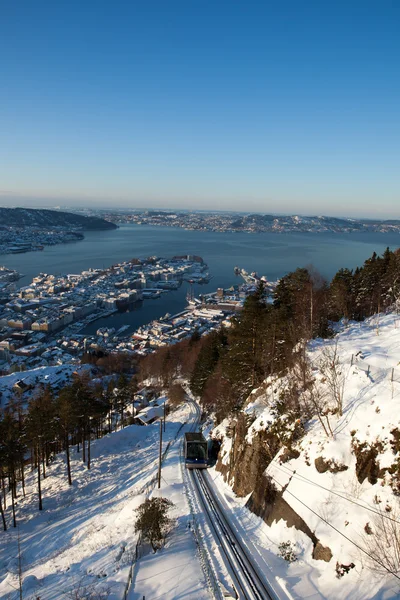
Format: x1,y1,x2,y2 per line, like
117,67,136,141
211,312,400,598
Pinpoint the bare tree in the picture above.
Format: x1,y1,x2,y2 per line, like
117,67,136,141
303,382,334,438
363,506,400,577
64,575,111,599
291,352,334,438
318,341,347,417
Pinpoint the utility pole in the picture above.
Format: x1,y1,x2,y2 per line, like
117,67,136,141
158,419,163,489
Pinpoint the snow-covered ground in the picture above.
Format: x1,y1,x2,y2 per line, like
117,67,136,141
0,403,206,600
128,408,210,600
212,312,400,600
4,313,400,600
0,364,93,408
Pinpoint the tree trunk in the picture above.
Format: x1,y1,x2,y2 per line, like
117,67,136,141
0,492,6,530
65,433,72,486
1,471,6,509
11,475,16,527
88,432,91,470
45,441,50,467
12,467,17,499
19,459,25,498
82,427,86,463
37,446,43,511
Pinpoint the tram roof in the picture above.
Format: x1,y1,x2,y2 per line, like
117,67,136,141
184,432,206,442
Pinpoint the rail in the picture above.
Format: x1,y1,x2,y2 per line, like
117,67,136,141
191,468,281,600
181,400,225,599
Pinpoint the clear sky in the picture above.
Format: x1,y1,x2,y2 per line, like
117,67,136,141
1,1,399,217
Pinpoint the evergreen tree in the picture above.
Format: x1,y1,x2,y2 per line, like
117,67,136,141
56,387,79,485
26,386,55,510
0,408,25,526
222,281,269,402
329,268,354,320
114,374,130,429
190,328,227,397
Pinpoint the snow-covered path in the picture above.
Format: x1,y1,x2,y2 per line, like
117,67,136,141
128,403,210,600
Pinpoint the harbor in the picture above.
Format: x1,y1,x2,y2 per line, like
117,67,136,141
0,251,278,372
0,254,218,372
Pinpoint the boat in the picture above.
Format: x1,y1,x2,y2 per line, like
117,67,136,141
9,247,30,254
116,325,130,335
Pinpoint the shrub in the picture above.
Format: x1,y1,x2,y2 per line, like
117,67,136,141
278,541,297,562
134,497,174,551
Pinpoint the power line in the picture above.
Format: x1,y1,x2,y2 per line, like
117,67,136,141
270,474,400,582
273,462,400,526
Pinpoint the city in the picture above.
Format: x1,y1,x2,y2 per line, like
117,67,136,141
1,3,400,600
96,209,400,234
0,255,265,374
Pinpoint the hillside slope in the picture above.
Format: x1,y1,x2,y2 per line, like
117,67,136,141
212,311,400,599
0,403,203,600
0,207,117,230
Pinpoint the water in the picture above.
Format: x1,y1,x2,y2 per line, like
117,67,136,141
2,224,399,333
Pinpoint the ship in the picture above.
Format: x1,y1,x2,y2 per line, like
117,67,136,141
9,246,31,254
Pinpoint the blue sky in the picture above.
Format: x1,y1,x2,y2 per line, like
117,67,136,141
1,1,399,217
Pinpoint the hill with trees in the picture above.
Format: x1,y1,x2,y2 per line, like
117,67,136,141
137,246,400,598
0,207,117,230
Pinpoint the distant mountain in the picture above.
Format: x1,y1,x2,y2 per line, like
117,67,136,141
0,207,117,230
228,213,400,233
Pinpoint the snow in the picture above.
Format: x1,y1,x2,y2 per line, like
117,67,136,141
211,311,400,599
0,364,93,408
0,403,207,600
128,407,209,600
4,312,400,599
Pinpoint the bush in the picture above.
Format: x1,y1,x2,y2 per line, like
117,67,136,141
278,541,298,562
134,497,174,551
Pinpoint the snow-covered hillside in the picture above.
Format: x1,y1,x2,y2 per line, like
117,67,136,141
0,364,93,408
0,403,206,600
212,312,400,600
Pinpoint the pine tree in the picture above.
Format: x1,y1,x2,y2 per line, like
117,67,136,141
115,374,130,429
329,268,354,320
190,328,227,397
1,408,27,524
56,387,78,485
222,281,268,402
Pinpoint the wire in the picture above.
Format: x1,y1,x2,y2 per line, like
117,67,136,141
270,473,400,582
273,462,400,526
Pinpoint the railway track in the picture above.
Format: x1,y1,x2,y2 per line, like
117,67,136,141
184,400,282,600
190,468,280,600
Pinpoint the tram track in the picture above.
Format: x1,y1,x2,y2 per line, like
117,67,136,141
184,399,282,600
191,468,280,600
